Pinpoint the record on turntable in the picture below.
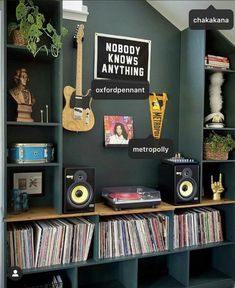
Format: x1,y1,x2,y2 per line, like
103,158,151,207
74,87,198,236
102,186,161,211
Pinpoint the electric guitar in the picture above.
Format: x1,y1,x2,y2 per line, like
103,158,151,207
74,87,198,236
63,24,95,132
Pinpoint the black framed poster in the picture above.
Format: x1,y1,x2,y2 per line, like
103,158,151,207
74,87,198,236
92,33,151,99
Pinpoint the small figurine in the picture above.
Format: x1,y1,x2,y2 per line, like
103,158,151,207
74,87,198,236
211,173,224,200
9,68,35,122
11,189,29,214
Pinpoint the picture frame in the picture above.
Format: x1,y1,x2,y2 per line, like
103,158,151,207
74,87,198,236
13,171,44,196
104,115,134,147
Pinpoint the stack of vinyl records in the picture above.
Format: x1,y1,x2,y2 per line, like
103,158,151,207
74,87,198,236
174,207,223,249
7,217,95,269
205,54,230,69
99,213,169,259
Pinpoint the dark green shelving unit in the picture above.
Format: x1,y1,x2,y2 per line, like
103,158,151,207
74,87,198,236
3,1,235,288
179,28,235,288
4,0,63,286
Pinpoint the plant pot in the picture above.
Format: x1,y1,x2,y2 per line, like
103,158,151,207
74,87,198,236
10,30,27,46
203,143,228,160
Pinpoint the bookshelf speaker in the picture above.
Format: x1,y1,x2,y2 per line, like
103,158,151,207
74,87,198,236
63,167,95,213
159,162,200,205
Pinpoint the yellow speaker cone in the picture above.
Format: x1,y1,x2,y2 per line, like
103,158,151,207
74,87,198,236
71,185,89,204
179,180,193,198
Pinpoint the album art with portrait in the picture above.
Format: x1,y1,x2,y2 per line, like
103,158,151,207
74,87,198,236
104,115,134,147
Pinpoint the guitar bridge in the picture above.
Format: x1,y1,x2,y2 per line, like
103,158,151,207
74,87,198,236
74,107,83,120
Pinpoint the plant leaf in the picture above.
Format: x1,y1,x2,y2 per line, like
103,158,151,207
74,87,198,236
36,15,43,28
16,3,27,21
27,14,34,24
46,23,53,33
61,27,68,37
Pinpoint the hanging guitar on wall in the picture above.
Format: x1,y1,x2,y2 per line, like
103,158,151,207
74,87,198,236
63,24,95,132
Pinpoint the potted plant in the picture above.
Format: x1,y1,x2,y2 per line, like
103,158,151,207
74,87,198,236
8,21,27,46
204,132,235,160
8,0,67,57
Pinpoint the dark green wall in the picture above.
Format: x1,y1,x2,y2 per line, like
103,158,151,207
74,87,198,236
63,0,181,201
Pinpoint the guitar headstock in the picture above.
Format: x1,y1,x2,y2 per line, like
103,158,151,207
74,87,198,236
73,24,84,47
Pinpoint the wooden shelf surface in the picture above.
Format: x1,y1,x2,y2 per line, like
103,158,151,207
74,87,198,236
5,198,235,222
173,198,235,209
95,202,174,216
5,207,97,222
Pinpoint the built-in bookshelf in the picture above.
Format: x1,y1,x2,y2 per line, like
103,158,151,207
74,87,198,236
179,28,235,288
3,2,235,288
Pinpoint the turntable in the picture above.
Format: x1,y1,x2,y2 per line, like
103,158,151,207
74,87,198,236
102,186,161,211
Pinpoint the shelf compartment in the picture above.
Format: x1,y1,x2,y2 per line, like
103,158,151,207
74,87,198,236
204,73,235,129
138,253,189,287
7,125,59,147
139,275,184,288
78,259,137,288
189,270,234,288
7,270,73,288
189,247,235,287
202,162,235,199
7,269,73,288
173,204,235,251
6,165,62,215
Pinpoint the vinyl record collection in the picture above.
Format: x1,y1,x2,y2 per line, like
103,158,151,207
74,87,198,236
174,207,223,249
98,213,169,259
7,217,95,269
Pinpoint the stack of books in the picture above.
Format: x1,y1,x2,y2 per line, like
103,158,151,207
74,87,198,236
205,54,230,69
99,213,169,259
174,207,223,249
7,217,95,269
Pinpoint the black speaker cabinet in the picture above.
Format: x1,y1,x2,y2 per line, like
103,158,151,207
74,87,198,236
159,161,200,205
63,167,95,213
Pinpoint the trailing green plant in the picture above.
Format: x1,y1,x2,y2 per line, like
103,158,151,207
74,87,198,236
9,0,67,57
204,132,235,153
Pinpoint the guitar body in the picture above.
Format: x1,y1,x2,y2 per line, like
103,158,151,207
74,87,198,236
63,85,95,132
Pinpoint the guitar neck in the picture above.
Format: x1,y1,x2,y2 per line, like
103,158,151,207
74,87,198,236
76,42,82,95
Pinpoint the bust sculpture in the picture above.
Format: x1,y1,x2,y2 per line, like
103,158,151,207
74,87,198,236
9,68,35,122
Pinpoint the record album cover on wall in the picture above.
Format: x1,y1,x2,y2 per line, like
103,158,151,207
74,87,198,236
104,115,134,147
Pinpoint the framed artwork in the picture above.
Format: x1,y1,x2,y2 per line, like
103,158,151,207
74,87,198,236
104,115,134,147
13,171,44,195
